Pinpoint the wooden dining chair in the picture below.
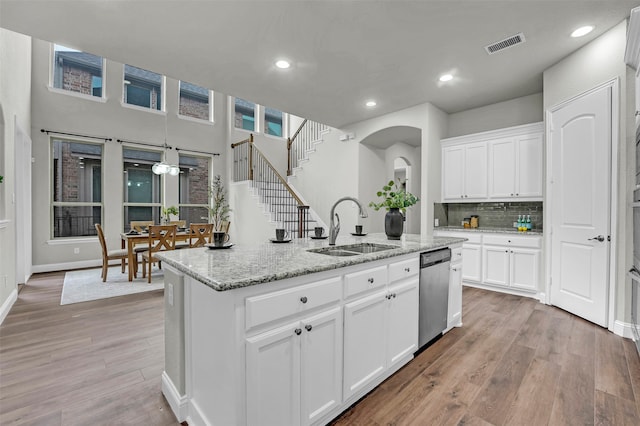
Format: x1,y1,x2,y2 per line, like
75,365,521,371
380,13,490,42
130,220,154,233
189,223,214,248
141,225,177,283
95,223,130,282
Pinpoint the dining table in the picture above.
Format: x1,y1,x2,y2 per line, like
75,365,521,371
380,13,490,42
120,230,192,281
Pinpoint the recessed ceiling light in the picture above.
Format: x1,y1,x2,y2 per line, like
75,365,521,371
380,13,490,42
365,100,377,107
439,74,453,82
571,26,594,38
275,60,290,69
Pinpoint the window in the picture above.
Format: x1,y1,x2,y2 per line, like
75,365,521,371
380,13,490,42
264,107,283,137
52,44,103,98
178,154,210,225
123,148,163,231
52,139,102,237
179,81,211,121
124,65,163,110
234,98,256,131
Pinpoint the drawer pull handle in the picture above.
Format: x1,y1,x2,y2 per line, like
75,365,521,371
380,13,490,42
305,324,313,332
300,296,308,304
294,328,302,335
392,293,397,298
457,253,462,256
368,278,375,284
404,267,411,272
386,294,392,300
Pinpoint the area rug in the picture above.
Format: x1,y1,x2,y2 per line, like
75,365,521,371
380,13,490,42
60,266,164,305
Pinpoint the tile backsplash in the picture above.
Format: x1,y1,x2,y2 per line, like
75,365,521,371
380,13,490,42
435,202,543,230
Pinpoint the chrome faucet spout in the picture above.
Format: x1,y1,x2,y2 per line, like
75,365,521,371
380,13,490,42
328,197,368,245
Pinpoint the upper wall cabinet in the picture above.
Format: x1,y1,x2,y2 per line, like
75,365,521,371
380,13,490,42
442,142,488,201
441,122,544,203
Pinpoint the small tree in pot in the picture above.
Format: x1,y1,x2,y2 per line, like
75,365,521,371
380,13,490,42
369,179,418,240
208,175,231,232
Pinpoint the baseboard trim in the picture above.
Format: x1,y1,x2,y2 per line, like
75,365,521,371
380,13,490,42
161,372,188,422
0,288,17,326
462,281,539,300
613,320,634,339
32,259,105,274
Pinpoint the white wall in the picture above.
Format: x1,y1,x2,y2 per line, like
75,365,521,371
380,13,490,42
228,181,275,245
542,20,631,324
30,38,228,270
0,28,31,319
344,102,448,237
448,93,543,138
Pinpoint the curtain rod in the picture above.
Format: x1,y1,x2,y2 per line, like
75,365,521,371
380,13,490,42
41,129,112,142
175,147,220,157
116,139,173,150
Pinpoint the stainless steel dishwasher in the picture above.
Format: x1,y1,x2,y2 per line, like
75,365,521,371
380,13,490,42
418,248,451,348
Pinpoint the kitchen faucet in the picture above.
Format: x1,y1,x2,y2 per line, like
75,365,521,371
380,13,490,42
328,197,368,245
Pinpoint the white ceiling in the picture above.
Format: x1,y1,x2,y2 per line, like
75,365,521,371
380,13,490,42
1,0,639,128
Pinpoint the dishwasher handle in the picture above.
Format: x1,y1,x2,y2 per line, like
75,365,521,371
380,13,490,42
420,248,451,268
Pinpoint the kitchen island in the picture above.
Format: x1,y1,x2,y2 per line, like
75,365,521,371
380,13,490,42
155,233,465,426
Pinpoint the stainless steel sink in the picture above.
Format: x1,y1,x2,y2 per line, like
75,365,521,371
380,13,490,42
308,243,397,257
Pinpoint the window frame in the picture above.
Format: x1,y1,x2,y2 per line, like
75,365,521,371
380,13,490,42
49,43,106,102
50,137,104,239
122,146,164,231
122,64,166,113
178,81,214,123
178,153,212,225
233,97,257,133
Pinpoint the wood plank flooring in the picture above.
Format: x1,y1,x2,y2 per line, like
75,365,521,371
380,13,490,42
1,272,639,425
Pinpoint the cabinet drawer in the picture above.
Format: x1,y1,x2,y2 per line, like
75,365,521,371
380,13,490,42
451,247,463,264
389,257,419,283
483,234,541,248
246,277,342,329
344,265,388,299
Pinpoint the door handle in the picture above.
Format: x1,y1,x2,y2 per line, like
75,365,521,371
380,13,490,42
588,235,605,242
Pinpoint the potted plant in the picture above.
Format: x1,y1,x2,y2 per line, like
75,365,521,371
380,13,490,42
161,205,179,225
369,179,419,240
208,175,231,232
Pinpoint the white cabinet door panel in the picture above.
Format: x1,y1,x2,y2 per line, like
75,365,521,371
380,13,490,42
483,246,510,286
464,143,488,199
442,146,465,200
246,322,300,426
489,138,516,198
462,243,482,282
386,280,419,368
510,248,539,292
448,262,463,329
300,307,343,426
343,291,387,400
516,134,543,198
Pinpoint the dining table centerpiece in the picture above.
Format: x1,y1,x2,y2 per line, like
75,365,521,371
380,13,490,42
369,179,418,240
161,205,179,225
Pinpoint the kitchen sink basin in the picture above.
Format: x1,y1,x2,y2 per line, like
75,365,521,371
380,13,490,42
308,243,397,257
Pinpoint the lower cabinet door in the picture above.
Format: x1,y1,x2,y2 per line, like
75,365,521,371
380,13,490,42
448,262,463,329
386,279,419,368
483,245,510,286
246,321,301,426
462,243,482,282
343,290,387,400
300,307,343,426
510,248,539,291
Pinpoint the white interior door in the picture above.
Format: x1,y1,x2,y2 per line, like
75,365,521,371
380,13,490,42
549,85,611,327
14,119,32,285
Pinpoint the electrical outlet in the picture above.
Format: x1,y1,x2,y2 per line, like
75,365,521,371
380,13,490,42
73,247,79,254
513,222,518,228
434,218,439,227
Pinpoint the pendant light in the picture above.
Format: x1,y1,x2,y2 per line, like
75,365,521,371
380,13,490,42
152,113,180,175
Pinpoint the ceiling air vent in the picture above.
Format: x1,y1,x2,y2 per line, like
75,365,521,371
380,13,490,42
484,32,526,55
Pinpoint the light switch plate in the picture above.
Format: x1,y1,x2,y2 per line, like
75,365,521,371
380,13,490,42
434,218,439,227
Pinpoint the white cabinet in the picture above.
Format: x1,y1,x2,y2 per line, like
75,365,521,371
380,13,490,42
462,242,482,282
447,246,463,330
442,122,543,203
442,142,488,201
343,290,388,400
488,134,543,200
247,306,343,426
343,266,419,400
482,235,540,292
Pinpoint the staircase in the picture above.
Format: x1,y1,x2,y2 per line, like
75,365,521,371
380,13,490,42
287,119,330,176
231,134,314,238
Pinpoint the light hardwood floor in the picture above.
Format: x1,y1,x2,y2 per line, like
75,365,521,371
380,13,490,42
1,272,639,425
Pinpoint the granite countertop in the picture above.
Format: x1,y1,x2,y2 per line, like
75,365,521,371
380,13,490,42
155,233,465,292
434,226,543,235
